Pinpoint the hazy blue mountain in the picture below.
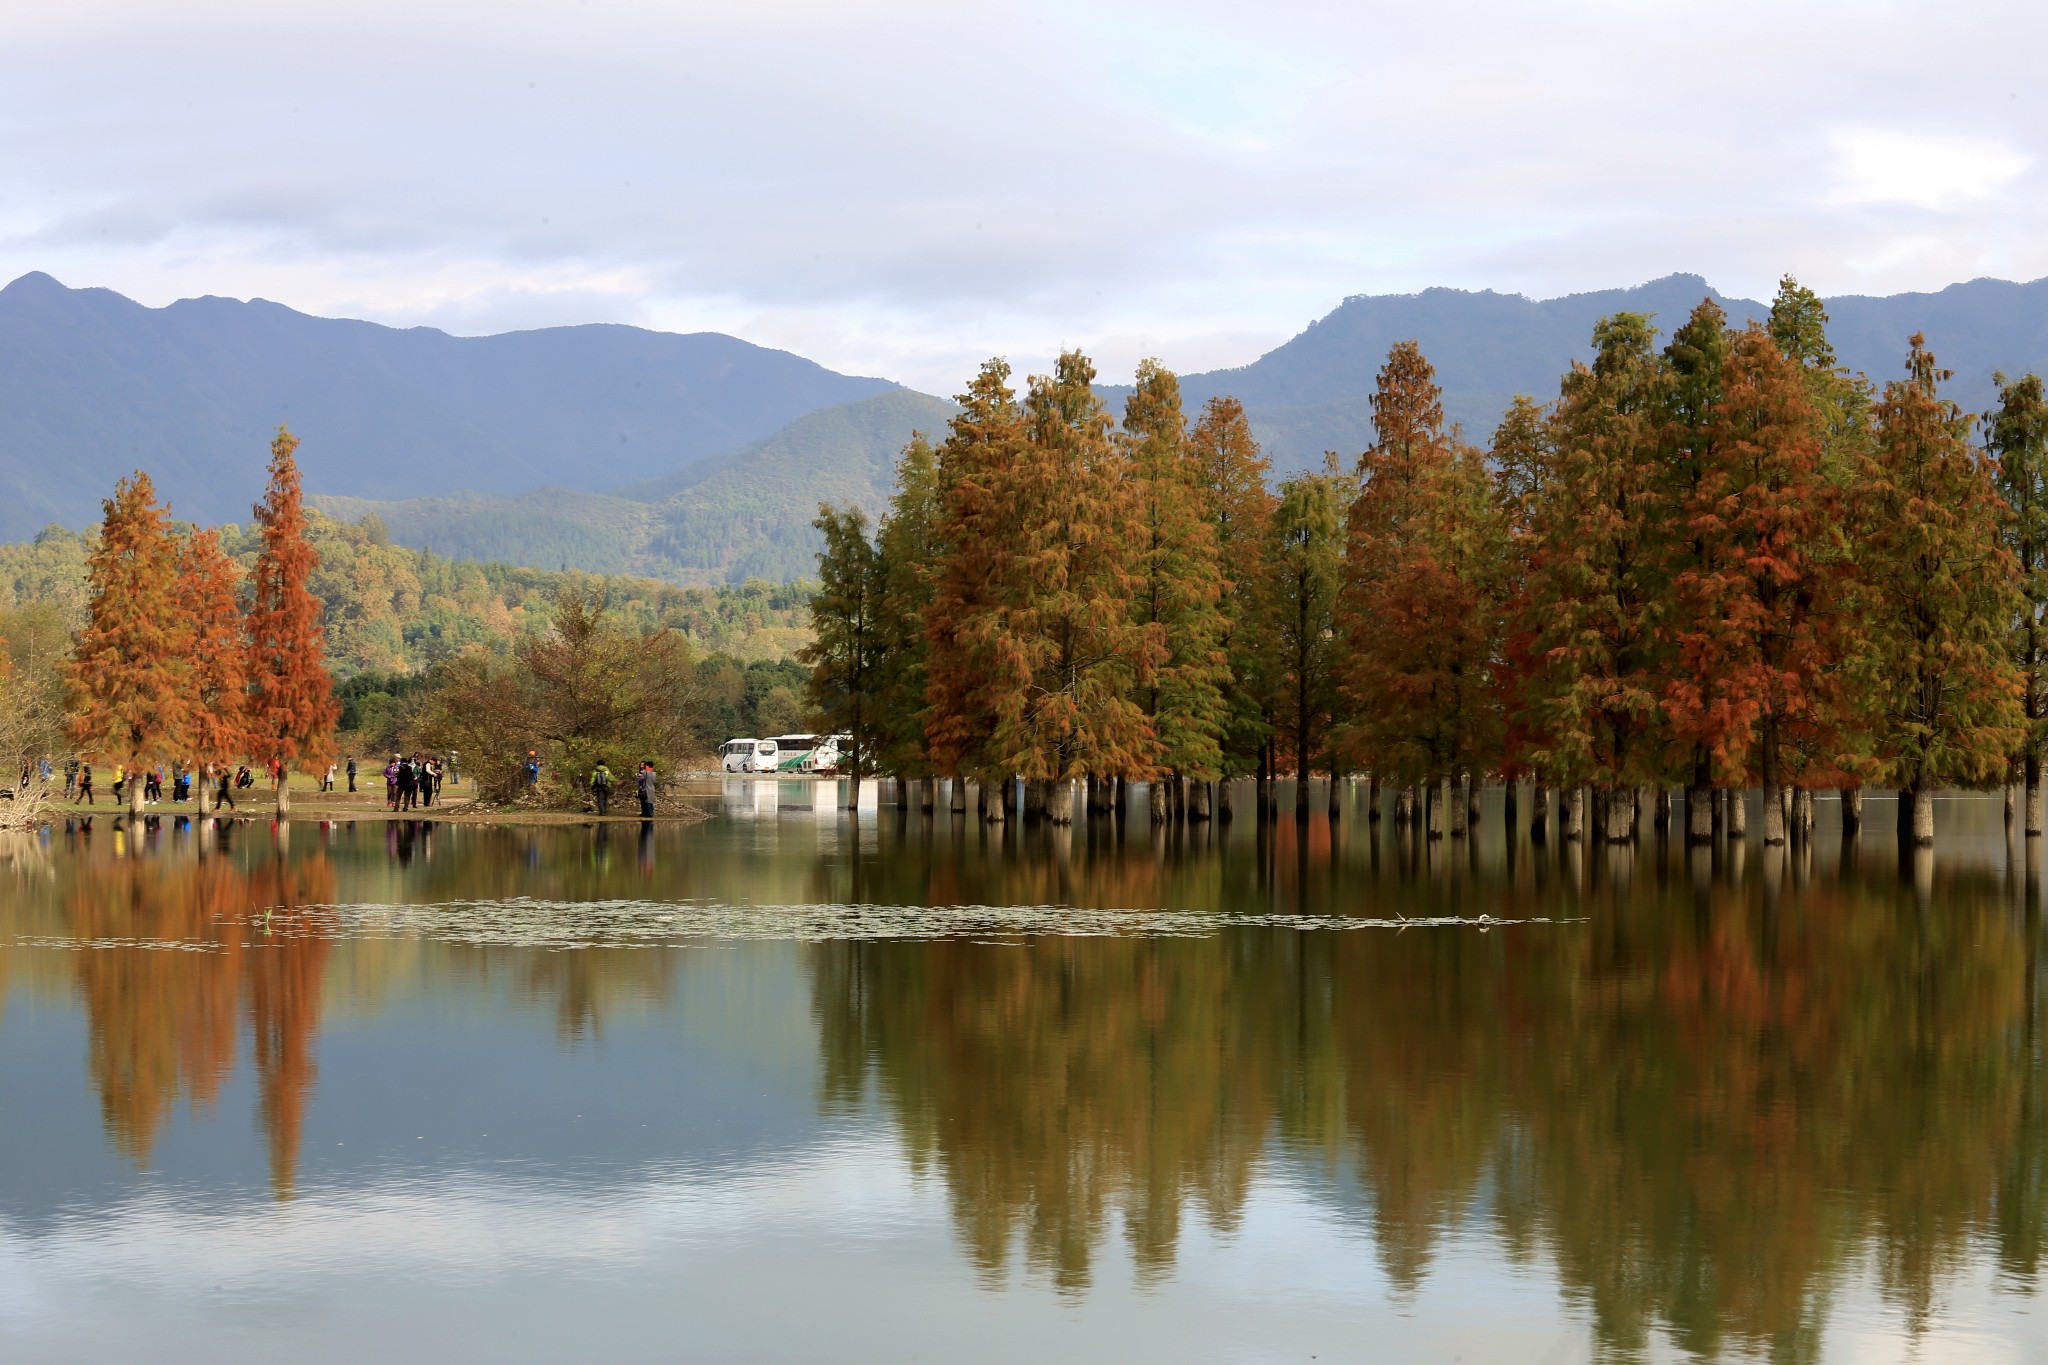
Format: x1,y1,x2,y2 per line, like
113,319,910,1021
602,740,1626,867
0,271,896,539
1117,273,2048,474
312,389,958,586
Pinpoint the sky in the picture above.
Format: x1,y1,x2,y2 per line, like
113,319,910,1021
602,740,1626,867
2,0,2043,393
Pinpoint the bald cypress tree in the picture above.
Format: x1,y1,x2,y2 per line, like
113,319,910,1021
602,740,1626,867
1338,342,1504,822
801,505,883,801
1189,396,1273,781
871,434,941,789
67,472,194,816
1986,371,2048,832
925,361,1028,789
1513,314,1668,840
1262,468,1347,819
1859,336,2024,843
984,352,1159,817
245,428,340,816
1124,360,1228,785
179,526,251,815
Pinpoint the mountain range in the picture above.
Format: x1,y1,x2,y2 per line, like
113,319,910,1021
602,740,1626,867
5,270,2046,583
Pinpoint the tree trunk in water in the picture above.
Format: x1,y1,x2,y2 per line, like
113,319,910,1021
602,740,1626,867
2007,781,2019,828
894,778,909,811
1728,789,1747,838
1604,786,1634,843
1633,786,1650,839
1896,787,1913,843
914,777,932,813
1530,783,1549,841
1023,779,1047,822
1503,780,1518,834
1191,781,1213,822
985,777,1008,824
1840,786,1861,837
1425,780,1445,839
1366,776,1381,822
1295,770,1310,820
1467,777,1483,826
1794,787,1815,841
1448,776,1469,837
1562,786,1586,841
2029,751,2043,837
274,772,289,819
1045,778,1075,825
950,777,967,815
1394,787,1414,827
1911,782,1935,846
195,768,213,817
1217,779,1234,822
1711,789,1727,838
1590,787,1608,841
1762,769,1786,846
1653,787,1671,831
1687,782,1713,842
1328,773,1343,819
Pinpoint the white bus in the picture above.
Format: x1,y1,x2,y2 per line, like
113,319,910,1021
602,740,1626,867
768,735,822,772
720,738,780,774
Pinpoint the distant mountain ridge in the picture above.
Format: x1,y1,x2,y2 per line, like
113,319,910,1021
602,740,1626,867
1118,273,2048,474
0,271,896,539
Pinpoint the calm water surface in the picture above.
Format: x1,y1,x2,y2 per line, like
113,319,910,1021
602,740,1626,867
2,781,2044,1364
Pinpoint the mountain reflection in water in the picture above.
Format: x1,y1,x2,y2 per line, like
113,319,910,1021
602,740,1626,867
0,787,2043,1363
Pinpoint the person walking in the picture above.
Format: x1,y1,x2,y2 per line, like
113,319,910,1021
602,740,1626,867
590,760,614,816
111,763,125,807
323,762,336,793
63,757,78,800
397,756,418,812
637,760,657,819
145,767,162,803
346,755,358,793
216,766,235,810
77,762,94,805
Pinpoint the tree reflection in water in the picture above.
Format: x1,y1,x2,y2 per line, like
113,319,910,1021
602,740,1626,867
1,805,2043,1361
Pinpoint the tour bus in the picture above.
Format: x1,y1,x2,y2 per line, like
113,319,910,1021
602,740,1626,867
720,738,780,774
769,735,822,772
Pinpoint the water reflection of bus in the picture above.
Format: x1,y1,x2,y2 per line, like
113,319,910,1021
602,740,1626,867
720,738,779,774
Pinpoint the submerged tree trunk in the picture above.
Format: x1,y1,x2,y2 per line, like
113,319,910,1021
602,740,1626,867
1686,780,1714,843
1728,789,1748,838
274,769,289,818
1530,783,1549,841
1425,780,1445,839
985,776,1009,824
1562,786,1585,841
1365,776,1381,822
1604,786,1634,843
1503,780,1518,834
2030,751,2043,837
1896,786,1913,843
1467,776,1482,828
951,776,968,815
195,766,213,818
1329,773,1343,819
1794,787,1815,841
1046,778,1075,825
1192,781,1213,822
1448,776,1469,837
1217,778,1234,823
1911,781,1935,846
1840,786,1862,837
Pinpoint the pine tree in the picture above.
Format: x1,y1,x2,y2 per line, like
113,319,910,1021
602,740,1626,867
873,434,942,784
245,428,340,815
1513,314,1668,839
1261,468,1347,817
179,526,250,814
1987,371,2048,832
801,505,883,799
1188,396,1273,778
1338,342,1504,820
1859,336,2025,842
67,472,194,816
1662,325,1851,844
1124,360,1228,783
925,362,1028,789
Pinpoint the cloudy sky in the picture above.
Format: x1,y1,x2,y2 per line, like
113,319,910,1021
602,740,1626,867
2,0,2042,392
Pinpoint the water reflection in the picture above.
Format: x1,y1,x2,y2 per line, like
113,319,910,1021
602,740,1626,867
0,794,2043,1362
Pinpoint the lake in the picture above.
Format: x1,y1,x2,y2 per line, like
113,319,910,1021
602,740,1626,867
1,780,2043,1363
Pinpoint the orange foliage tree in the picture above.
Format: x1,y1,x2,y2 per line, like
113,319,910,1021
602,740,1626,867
179,526,250,813
1660,324,1853,845
66,471,194,814
245,428,340,814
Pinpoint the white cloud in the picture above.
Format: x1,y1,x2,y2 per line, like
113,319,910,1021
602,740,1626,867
1827,127,2032,210
2,1,2046,393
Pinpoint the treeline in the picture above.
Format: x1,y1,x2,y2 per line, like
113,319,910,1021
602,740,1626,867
0,512,813,678
805,277,2048,845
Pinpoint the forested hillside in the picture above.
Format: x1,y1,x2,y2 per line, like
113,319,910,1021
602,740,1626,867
314,388,959,584
0,512,811,678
